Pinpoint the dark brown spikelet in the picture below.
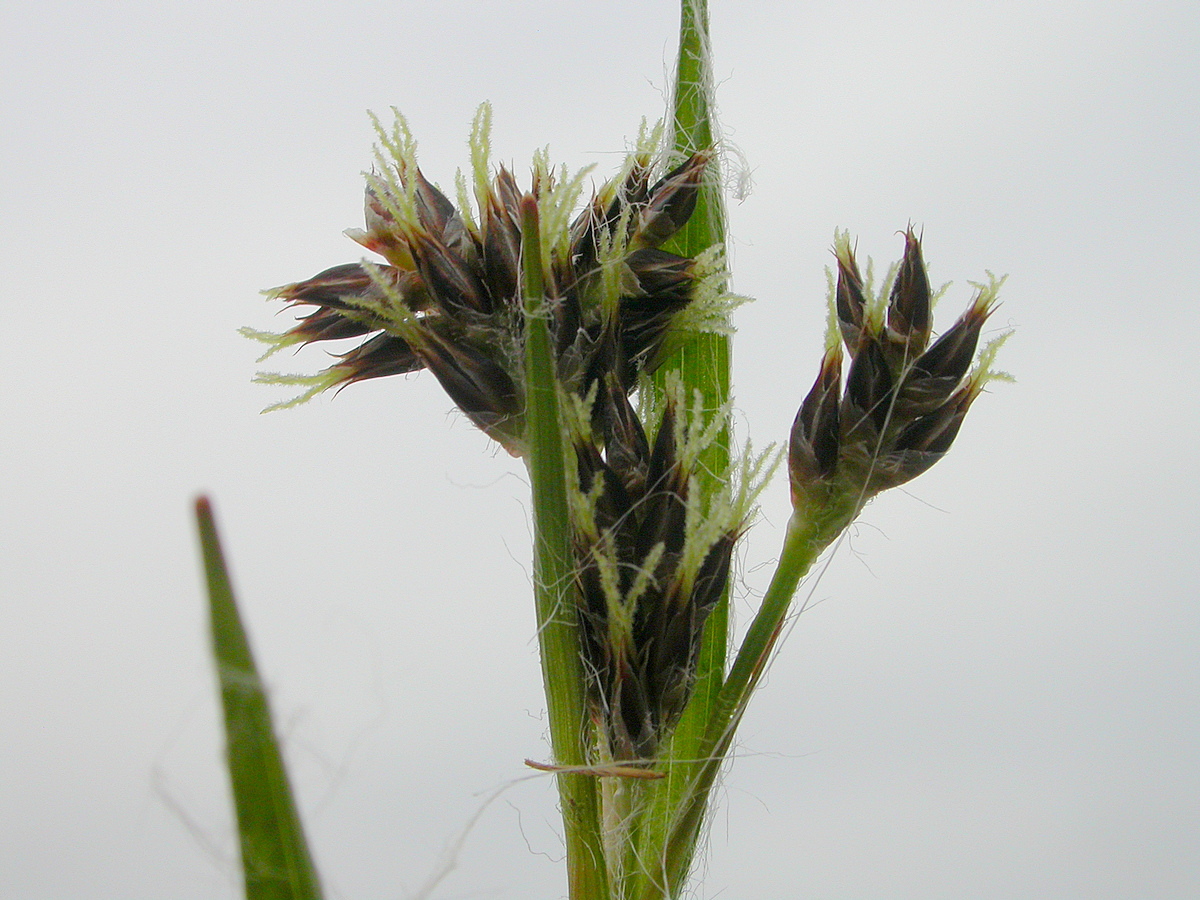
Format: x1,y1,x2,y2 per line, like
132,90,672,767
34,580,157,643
330,333,423,384
884,227,933,363
415,328,523,450
789,346,842,506
632,151,710,250
480,168,523,305
410,230,491,318
843,335,894,439
289,306,374,344
834,240,867,352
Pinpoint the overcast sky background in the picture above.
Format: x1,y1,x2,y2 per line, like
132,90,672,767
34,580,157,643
3,1,1198,898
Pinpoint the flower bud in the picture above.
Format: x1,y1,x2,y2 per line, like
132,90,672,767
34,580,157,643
834,239,867,352
884,228,932,363
330,332,423,384
410,230,491,317
789,347,842,502
632,151,710,250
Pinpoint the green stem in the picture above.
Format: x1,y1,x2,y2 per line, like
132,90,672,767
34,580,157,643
658,0,730,744
631,1,731,895
718,500,855,725
521,197,609,900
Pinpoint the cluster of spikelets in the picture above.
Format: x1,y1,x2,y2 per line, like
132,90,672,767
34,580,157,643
247,108,733,458
565,379,772,760
249,107,757,760
250,106,1008,765
788,229,1010,525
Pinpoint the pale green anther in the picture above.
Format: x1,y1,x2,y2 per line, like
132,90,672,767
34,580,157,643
468,103,493,219
969,295,1015,388
624,542,665,615
646,246,744,369
595,219,629,322
593,535,628,639
239,326,305,362
453,169,476,233
252,370,343,412
633,118,666,164
368,109,420,225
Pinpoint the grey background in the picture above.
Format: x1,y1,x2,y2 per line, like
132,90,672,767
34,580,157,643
3,1,1197,897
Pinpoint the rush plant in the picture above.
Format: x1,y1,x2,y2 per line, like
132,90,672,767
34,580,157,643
197,2,1009,898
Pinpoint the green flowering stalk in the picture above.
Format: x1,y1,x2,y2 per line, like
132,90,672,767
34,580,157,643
790,228,1008,522
249,102,748,898
701,232,1011,802
227,3,1008,898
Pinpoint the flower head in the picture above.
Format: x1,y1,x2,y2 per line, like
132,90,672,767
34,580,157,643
789,229,1010,517
567,379,771,760
247,107,731,456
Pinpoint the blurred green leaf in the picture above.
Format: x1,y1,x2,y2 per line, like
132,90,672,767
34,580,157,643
195,496,324,900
